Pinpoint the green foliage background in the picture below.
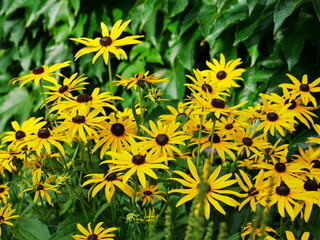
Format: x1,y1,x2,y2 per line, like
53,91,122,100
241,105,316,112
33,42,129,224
1,0,320,132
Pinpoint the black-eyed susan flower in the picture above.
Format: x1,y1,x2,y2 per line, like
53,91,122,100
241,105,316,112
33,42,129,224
19,175,60,206
0,204,19,236
252,138,288,164
114,71,168,89
70,19,143,65
300,177,320,222
202,53,246,89
184,113,213,136
9,61,71,87
159,102,193,124
139,120,190,160
285,231,312,240
0,182,10,204
50,88,122,114
43,73,89,105
55,105,107,144
82,171,134,203
235,169,268,212
215,114,244,135
103,138,169,188
169,159,239,219
255,95,296,136
279,74,320,107
241,220,277,240
1,117,44,148
137,181,166,206
72,222,117,240
0,150,21,176
92,113,137,158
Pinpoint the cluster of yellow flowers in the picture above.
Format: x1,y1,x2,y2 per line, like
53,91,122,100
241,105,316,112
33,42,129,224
1,19,320,239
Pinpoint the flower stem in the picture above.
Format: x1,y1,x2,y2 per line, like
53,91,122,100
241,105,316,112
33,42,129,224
137,86,145,129
39,79,54,127
108,58,113,94
196,114,204,167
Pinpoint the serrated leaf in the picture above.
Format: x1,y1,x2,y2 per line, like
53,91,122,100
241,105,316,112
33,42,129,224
168,0,188,18
12,219,51,240
273,0,303,34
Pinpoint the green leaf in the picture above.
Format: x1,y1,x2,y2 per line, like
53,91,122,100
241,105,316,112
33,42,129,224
273,0,304,34
12,219,51,240
168,0,188,18
227,233,241,240
247,44,259,67
312,0,320,23
93,202,110,223
50,213,84,240
246,0,259,15
53,24,70,43
198,1,217,37
70,0,80,15
164,59,185,99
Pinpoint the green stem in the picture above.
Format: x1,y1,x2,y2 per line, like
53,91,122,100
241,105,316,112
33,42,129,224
39,195,49,226
131,176,139,212
196,114,204,167
208,115,217,166
39,79,53,127
108,58,113,94
138,86,145,129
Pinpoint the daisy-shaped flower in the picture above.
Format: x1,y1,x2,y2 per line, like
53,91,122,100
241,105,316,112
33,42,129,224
215,114,244,136
19,176,60,206
43,73,89,105
72,222,117,240
202,53,246,89
9,61,71,87
169,159,239,219
241,220,277,240
82,171,134,203
184,113,213,136
70,19,143,65
0,150,22,176
0,204,19,236
159,102,194,124
255,95,296,136
279,74,320,107
0,182,10,204
92,113,137,158
140,120,190,161
285,231,311,240
300,178,320,222
103,139,169,188
137,181,166,206
1,117,44,148
115,71,168,89
235,169,268,212
55,105,107,144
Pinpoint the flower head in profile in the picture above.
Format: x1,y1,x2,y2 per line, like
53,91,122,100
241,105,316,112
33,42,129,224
9,61,71,87
0,204,19,236
70,19,144,65
0,182,10,204
115,71,168,89
241,220,277,240
72,222,117,240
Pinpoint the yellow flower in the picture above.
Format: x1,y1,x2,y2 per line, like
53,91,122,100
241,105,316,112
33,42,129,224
241,220,277,240
169,159,239,219
114,71,168,89
82,171,133,203
285,231,312,240
0,182,10,204
0,204,19,236
137,181,166,206
70,19,144,65
9,61,71,87
72,222,117,240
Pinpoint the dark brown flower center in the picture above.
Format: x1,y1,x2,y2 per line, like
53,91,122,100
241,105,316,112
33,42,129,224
37,129,50,139
264,148,272,155
21,145,28,151
100,37,112,47
225,123,233,130
242,137,253,146
59,85,69,94
216,71,227,80
248,187,258,196
201,84,213,93
312,160,320,168
266,112,278,121
155,134,169,146
304,179,318,191
111,123,125,136
209,133,220,143
106,172,117,181
37,184,44,191
87,234,98,240
32,66,44,75
15,130,26,140
211,98,225,108
132,155,146,165
0,187,5,193
276,182,290,196
72,115,86,124
76,94,92,103
275,162,286,172
284,99,297,110
143,190,153,196
0,216,4,222
300,84,309,92
198,182,211,193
